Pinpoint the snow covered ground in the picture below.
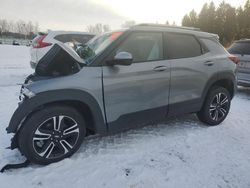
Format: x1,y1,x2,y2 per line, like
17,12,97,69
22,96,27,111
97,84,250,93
0,45,250,188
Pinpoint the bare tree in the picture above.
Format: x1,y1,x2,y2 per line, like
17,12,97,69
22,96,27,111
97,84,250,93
86,23,111,34
16,20,26,35
0,18,39,39
103,24,111,32
34,22,39,33
0,19,8,36
7,20,15,32
86,25,98,34
121,20,136,28
26,21,35,38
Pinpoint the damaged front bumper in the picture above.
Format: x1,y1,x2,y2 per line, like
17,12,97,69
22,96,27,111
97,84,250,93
6,75,37,149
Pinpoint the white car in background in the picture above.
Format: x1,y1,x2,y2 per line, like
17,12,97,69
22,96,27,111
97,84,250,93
30,31,95,69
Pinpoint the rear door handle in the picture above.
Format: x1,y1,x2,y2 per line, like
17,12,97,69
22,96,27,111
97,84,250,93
153,66,168,71
204,61,214,66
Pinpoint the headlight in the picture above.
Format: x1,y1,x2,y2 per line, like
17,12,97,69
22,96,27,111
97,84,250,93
21,87,35,99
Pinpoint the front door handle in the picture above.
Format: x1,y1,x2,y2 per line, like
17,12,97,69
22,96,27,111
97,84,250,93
153,66,168,71
204,61,214,66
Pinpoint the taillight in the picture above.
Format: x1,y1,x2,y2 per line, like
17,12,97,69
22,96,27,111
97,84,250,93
228,55,239,64
33,35,52,48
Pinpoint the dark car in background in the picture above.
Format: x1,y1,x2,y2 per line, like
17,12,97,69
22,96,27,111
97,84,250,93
228,39,250,87
12,40,20,45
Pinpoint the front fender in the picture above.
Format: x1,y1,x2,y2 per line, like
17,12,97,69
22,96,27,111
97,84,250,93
7,89,107,134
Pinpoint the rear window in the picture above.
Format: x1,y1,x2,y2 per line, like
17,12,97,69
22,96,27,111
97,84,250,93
165,33,202,59
228,42,250,55
54,34,94,44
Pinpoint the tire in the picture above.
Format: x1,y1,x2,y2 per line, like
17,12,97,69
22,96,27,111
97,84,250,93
18,105,86,165
197,86,231,126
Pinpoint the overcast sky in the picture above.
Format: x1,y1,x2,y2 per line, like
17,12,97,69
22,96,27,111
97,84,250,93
0,0,247,31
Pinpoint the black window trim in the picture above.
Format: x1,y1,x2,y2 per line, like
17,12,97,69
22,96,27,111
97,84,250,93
164,32,206,60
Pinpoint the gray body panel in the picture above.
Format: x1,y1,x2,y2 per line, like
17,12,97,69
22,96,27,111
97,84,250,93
102,60,170,123
27,67,105,118
236,54,250,86
168,53,216,105
227,40,250,86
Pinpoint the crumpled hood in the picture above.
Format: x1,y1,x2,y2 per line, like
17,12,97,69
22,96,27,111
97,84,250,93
35,42,86,76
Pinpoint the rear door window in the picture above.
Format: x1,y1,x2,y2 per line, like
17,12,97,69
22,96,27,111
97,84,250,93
165,33,202,59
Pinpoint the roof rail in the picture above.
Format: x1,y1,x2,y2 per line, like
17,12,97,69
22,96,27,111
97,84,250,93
239,38,250,40
133,23,201,31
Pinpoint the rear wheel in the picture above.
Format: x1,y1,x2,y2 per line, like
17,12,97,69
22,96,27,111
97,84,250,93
18,105,86,165
197,86,231,126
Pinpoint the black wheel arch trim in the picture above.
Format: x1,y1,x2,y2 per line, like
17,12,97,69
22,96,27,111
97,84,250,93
201,71,236,104
6,89,107,135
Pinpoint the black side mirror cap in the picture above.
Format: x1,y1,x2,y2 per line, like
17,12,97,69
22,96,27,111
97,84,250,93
106,52,133,66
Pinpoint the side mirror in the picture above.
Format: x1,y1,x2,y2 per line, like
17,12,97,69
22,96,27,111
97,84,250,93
107,52,133,66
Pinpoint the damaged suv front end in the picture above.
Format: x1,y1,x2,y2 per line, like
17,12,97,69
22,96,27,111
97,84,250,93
6,31,124,151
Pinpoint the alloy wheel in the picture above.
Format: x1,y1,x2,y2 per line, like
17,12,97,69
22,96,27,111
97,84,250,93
32,115,80,159
209,92,229,122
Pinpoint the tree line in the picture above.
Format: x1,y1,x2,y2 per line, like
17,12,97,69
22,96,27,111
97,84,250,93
182,0,250,47
86,23,111,34
0,19,39,40
85,21,137,34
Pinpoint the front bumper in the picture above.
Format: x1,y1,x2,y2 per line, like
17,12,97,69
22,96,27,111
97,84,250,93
6,74,37,149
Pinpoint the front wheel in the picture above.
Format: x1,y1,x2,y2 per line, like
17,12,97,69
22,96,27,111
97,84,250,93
197,86,231,126
18,105,86,165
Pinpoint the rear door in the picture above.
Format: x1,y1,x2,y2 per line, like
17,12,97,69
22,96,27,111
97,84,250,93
102,31,170,131
165,32,220,115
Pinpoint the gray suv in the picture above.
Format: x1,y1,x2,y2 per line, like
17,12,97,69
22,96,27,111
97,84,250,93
228,39,250,87
6,24,237,165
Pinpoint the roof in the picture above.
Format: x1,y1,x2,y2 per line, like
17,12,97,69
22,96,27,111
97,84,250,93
133,23,201,31
130,23,218,38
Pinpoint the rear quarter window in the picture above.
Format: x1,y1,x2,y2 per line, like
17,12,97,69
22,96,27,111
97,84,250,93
201,38,227,55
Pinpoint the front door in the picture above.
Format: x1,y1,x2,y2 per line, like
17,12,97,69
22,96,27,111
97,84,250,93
102,31,170,131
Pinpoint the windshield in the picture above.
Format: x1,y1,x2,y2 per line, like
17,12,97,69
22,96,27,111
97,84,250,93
75,31,124,64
